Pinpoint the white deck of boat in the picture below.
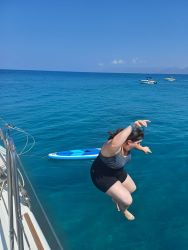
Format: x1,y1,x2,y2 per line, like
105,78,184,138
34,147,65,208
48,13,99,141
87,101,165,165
0,146,51,250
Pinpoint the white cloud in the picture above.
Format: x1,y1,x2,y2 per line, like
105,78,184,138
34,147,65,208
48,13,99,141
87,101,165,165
131,57,139,64
131,57,146,64
112,59,125,65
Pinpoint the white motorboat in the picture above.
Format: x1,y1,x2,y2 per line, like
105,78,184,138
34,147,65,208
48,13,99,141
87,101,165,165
164,76,176,82
140,77,157,84
0,125,63,250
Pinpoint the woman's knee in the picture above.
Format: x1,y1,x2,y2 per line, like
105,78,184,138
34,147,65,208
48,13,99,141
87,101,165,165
130,184,136,193
120,194,133,207
122,175,137,193
106,181,133,206
126,195,133,206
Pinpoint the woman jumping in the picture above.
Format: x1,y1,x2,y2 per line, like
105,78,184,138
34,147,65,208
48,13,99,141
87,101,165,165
90,120,151,220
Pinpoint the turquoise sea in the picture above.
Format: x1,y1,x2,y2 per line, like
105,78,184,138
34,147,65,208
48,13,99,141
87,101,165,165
0,69,188,250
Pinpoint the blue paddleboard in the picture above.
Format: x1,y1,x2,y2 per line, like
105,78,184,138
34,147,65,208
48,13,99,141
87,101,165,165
48,148,100,160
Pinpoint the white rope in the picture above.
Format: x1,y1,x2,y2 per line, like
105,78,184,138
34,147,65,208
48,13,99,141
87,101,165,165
12,126,36,155
1,117,36,155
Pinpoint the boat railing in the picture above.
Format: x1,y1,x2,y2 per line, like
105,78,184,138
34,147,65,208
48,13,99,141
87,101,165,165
0,126,63,250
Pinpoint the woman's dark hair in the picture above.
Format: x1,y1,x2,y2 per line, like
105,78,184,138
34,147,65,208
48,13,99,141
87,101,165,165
108,127,144,142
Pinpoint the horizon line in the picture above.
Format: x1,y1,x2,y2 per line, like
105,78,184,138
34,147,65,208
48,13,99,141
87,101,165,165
0,68,187,75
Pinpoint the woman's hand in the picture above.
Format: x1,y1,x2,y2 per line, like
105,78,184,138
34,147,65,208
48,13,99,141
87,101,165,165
142,146,152,154
133,120,151,127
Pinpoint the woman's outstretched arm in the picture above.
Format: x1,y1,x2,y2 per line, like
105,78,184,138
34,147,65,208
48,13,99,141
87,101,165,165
134,143,152,154
102,120,150,156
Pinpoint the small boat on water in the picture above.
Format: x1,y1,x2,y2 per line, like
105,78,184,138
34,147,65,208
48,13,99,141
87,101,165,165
164,76,176,82
140,77,157,85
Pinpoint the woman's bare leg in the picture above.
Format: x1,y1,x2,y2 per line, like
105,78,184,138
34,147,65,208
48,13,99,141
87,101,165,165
106,181,135,220
112,198,121,211
113,175,136,213
122,174,136,193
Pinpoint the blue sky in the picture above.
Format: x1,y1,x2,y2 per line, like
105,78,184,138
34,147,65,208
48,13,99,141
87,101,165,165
0,0,188,73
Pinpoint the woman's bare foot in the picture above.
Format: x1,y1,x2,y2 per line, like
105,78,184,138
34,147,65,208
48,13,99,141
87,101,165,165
115,202,120,211
112,199,120,211
124,210,135,220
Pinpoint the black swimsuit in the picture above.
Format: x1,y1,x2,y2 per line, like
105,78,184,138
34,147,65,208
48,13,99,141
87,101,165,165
90,151,131,193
